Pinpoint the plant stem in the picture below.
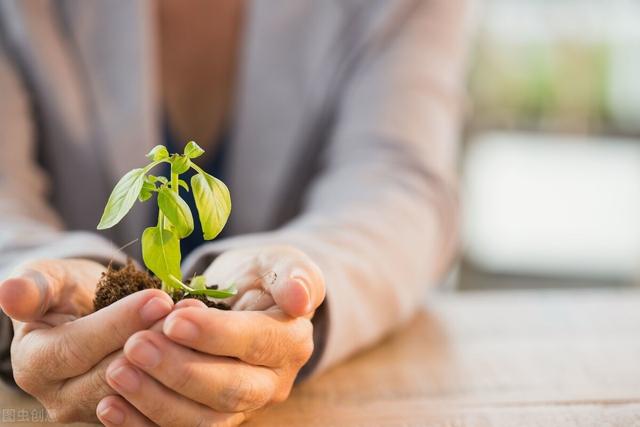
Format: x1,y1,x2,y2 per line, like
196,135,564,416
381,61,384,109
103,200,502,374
157,211,174,293
157,211,165,229
167,275,237,299
187,287,238,299
168,275,194,293
171,171,179,193
190,163,206,176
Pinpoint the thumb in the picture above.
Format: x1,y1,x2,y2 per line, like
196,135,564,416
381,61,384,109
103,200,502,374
269,264,325,318
0,268,58,322
206,246,326,317
0,259,101,322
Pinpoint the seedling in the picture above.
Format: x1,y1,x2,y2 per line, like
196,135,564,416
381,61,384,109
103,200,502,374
97,141,236,300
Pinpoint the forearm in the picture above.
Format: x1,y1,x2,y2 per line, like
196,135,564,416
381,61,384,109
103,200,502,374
0,229,131,279
0,45,128,283
182,174,456,376
290,178,457,372
182,0,466,376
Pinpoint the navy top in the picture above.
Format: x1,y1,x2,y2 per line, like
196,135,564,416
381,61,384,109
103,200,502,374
162,119,229,257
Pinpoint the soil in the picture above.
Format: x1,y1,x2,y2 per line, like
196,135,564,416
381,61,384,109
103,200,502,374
93,260,230,311
171,289,231,310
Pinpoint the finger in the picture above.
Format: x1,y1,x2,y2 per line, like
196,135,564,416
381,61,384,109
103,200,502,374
263,254,325,318
148,298,205,333
125,331,279,413
269,274,318,318
202,246,325,317
163,307,314,367
106,358,245,427
0,276,52,322
15,289,173,380
97,395,155,427
46,351,122,422
232,289,274,311
0,259,102,321
175,298,208,309
0,264,67,322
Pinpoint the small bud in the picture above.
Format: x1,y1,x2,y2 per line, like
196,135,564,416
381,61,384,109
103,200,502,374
147,145,169,161
183,141,205,159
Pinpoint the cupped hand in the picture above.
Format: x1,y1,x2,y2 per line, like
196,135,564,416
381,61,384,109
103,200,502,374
208,244,326,317
0,259,174,423
99,245,326,427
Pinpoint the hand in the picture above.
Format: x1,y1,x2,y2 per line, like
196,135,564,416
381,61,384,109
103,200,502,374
0,259,174,423
98,245,326,426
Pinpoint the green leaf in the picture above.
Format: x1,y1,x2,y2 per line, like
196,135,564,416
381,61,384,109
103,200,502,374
189,283,237,299
191,172,231,240
97,168,146,229
178,179,189,192
157,187,194,238
183,141,205,159
138,191,152,202
142,226,181,283
146,175,168,185
147,145,169,161
171,155,190,174
138,181,156,202
190,275,207,290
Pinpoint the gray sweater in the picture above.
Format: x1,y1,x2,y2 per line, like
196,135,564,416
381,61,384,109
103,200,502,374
0,0,468,383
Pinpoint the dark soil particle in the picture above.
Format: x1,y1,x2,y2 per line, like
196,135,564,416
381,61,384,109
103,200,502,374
94,261,161,310
171,290,231,310
94,260,230,311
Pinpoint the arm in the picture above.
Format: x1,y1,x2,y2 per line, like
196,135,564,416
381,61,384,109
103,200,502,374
0,43,126,383
0,47,127,281
184,0,469,374
94,3,468,423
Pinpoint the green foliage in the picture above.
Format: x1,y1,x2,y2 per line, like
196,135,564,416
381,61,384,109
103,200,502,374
97,168,146,229
157,187,194,238
191,169,231,240
190,275,207,290
147,145,169,161
183,141,205,159
142,226,182,284
139,177,156,202
97,142,235,299
183,275,237,298
192,283,238,299
170,155,190,174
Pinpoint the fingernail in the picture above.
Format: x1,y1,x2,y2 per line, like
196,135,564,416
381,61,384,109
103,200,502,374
299,279,313,313
290,271,313,313
97,403,125,425
140,297,173,322
108,365,141,393
175,299,207,309
127,338,162,368
165,317,199,341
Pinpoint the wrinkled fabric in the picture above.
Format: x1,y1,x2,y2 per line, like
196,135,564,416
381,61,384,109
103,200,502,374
0,0,468,384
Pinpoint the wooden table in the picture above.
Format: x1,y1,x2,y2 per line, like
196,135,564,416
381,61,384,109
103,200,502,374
2,289,640,426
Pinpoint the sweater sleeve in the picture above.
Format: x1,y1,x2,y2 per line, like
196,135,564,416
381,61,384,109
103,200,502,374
183,0,469,376
0,33,127,388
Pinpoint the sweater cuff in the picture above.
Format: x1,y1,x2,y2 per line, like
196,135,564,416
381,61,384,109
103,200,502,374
0,231,127,281
0,311,15,387
296,299,328,381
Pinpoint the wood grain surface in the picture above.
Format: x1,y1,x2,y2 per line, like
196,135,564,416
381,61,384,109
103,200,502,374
2,289,639,426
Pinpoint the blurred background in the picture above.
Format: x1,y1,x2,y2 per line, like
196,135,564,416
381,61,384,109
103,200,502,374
457,0,640,290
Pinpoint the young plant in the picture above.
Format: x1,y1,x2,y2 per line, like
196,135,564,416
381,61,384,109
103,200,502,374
97,141,236,300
